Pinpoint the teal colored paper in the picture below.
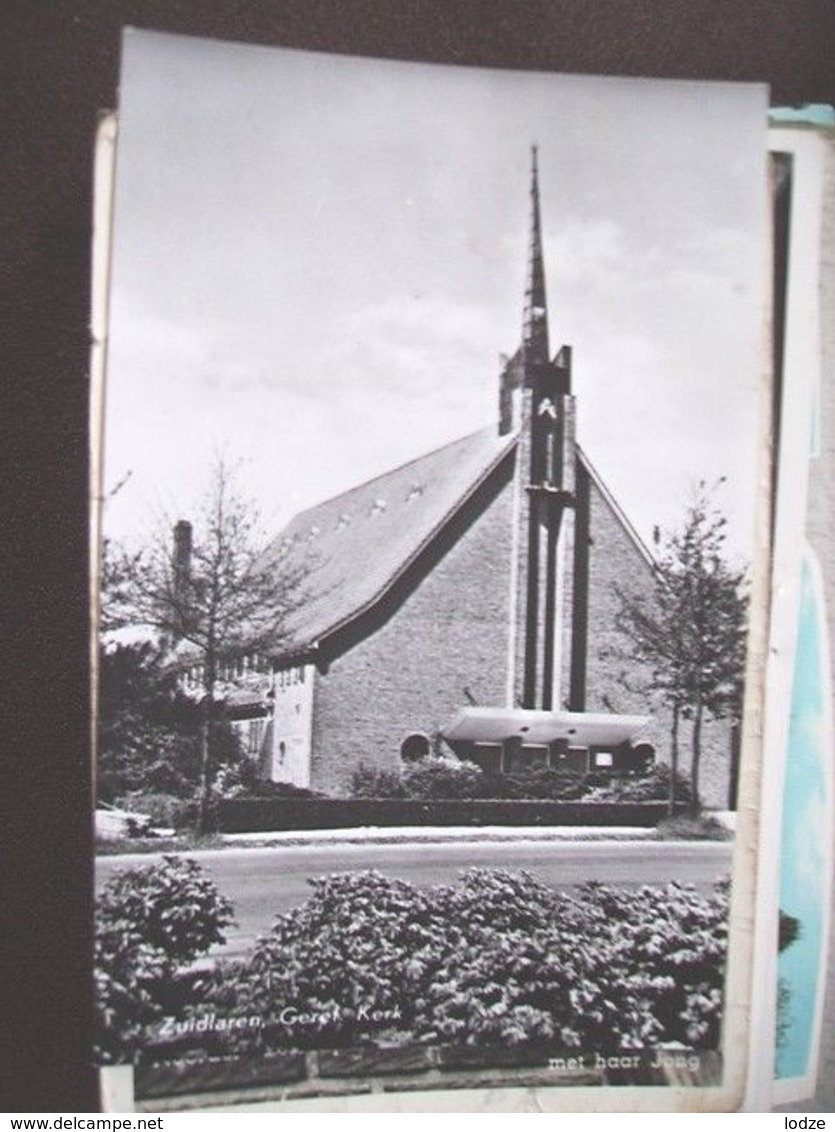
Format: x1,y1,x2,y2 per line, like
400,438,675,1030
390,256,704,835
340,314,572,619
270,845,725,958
775,553,829,1079
769,105,835,127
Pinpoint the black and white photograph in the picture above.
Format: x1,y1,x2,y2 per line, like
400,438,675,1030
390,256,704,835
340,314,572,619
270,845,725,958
93,29,770,1110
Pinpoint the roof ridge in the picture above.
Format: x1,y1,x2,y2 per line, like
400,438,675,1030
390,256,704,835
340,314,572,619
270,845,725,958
275,424,504,532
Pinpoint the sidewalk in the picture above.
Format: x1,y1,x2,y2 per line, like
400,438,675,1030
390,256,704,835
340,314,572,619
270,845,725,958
97,813,735,861
219,824,659,848
217,811,736,847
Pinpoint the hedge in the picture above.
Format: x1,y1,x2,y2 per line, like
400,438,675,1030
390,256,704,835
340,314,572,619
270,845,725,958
214,797,670,832
201,868,729,1055
96,861,728,1067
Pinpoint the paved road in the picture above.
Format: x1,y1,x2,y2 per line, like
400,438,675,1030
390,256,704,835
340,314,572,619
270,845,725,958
96,839,732,958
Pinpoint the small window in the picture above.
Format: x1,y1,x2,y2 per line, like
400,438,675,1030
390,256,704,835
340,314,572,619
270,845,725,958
400,733,431,762
566,746,589,773
247,719,265,757
471,743,502,775
594,751,614,769
505,744,548,774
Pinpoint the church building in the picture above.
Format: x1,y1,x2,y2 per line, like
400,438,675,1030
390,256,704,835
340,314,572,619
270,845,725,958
223,150,732,810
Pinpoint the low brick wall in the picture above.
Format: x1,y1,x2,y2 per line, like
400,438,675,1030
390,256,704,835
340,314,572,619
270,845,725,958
134,1042,722,1107
214,797,669,832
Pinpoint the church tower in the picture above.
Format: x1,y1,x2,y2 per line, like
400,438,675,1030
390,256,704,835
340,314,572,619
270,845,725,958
501,148,578,711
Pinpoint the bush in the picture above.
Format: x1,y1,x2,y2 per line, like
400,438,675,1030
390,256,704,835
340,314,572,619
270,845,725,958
347,755,681,804
213,763,250,799
477,767,588,801
348,755,488,801
98,855,235,963
349,755,486,800
349,762,406,799
97,644,202,804
582,763,692,804
213,756,325,800
95,855,235,1063
232,770,324,800
402,754,484,799
202,867,728,1057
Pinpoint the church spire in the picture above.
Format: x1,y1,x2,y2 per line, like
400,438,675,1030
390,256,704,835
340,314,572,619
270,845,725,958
523,145,549,366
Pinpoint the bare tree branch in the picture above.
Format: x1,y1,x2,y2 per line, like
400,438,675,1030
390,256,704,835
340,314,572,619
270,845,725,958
102,457,308,831
613,480,749,810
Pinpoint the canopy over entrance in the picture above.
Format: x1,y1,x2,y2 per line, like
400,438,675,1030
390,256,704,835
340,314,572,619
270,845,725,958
442,706,651,748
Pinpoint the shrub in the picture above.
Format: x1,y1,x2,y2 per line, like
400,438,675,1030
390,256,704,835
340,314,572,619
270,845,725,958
206,870,437,1052
340,752,686,805
570,879,728,1047
476,767,588,801
213,763,250,799
95,920,173,1064
202,867,728,1057
349,762,406,799
247,778,324,799
403,754,483,799
582,763,692,804
349,756,487,800
95,855,235,1063
213,755,322,800
98,855,235,963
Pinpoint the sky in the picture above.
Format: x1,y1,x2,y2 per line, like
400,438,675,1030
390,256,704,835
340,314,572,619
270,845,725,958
103,29,769,564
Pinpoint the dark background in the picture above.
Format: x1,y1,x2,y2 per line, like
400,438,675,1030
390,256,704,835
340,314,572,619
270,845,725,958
3,0,834,1113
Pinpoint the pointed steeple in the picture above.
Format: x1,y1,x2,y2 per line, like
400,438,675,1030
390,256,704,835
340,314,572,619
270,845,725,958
523,145,549,366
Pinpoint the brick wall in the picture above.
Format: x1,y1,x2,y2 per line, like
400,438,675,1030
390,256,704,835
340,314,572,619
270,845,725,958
300,438,732,807
309,458,516,795
136,1043,721,1108
583,471,662,722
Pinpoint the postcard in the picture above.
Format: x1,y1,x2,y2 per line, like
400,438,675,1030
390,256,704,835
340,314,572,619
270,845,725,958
750,123,835,1110
92,30,772,1112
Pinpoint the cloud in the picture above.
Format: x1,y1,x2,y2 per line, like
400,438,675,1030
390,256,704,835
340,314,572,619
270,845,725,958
103,36,766,570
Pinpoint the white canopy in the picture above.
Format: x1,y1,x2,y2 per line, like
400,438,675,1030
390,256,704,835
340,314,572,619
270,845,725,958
442,706,652,747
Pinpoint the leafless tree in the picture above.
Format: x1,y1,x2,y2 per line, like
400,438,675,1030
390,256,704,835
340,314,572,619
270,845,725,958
107,458,307,831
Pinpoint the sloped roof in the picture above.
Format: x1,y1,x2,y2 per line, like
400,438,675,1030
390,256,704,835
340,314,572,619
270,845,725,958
263,426,517,655
575,445,655,568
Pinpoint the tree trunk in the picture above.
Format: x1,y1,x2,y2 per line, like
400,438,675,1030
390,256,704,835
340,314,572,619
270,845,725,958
196,697,213,836
668,702,680,817
196,648,217,836
690,697,703,813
